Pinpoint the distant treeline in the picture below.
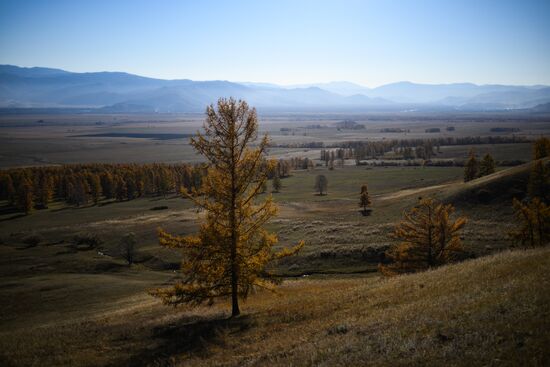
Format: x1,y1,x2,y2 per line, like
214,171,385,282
357,159,526,167
273,135,529,150
342,136,529,161
0,159,302,214
0,163,207,213
318,135,530,163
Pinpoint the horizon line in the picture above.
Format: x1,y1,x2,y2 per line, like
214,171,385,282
2,63,549,89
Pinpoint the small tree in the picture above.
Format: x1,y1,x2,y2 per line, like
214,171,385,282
479,153,496,177
157,166,173,198
533,136,550,160
380,198,467,276
359,184,371,215
38,175,53,209
115,176,127,201
126,177,137,200
3,174,16,206
120,232,137,265
464,149,478,182
510,198,550,247
259,180,267,194
314,174,328,195
101,172,115,199
17,178,33,215
90,174,102,205
272,175,282,193
528,159,549,202
73,176,90,207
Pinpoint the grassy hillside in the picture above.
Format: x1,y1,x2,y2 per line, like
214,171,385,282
1,247,548,366
444,159,548,206
1,160,546,366
0,163,534,279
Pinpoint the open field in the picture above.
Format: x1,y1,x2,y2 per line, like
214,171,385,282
1,112,549,167
1,114,548,366
1,163,522,276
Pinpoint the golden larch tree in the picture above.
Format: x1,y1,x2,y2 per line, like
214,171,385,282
380,198,467,276
359,184,371,215
152,98,303,317
272,174,282,193
314,174,328,195
38,173,53,209
528,159,549,202
510,198,550,248
17,178,34,215
464,149,478,182
90,174,102,205
479,153,496,177
533,136,550,160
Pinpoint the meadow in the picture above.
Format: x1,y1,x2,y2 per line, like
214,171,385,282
0,112,549,366
0,112,548,168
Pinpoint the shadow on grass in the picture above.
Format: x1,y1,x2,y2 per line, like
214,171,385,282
0,205,19,216
0,213,26,222
51,203,99,212
98,200,123,207
119,314,255,367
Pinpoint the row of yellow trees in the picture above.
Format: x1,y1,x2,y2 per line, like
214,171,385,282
0,158,297,216
0,163,206,214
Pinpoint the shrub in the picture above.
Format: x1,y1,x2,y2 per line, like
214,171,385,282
73,233,102,249
120,232,137,265
379,198,467,276
327,324,349,335
510,198,550,248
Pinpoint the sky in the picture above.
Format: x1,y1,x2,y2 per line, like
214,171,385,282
1,0,549,87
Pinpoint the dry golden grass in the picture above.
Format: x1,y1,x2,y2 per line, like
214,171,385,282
1,247,549,366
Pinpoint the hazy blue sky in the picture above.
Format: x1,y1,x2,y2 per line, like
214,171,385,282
1,0,549,86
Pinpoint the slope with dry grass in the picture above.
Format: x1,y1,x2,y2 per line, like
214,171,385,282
1,247,548,366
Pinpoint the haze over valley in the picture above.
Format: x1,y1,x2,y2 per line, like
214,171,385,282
1,1,550,366
2,65,550,112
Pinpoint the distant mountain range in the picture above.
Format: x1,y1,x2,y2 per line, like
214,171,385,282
1,65,549,113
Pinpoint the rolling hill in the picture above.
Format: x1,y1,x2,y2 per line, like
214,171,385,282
1,65,549,113
1,244,548,366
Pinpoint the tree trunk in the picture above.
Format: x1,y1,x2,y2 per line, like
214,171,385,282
230,126,240,318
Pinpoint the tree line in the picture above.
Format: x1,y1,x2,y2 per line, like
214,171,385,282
318,135,528,163
0,158,302,215
0,163,206,214
274,135,528,150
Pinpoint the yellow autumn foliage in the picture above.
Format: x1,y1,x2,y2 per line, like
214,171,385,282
380,198,467,276
151,98,303,316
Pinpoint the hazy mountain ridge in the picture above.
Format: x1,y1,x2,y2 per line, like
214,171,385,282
1,65,549,112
